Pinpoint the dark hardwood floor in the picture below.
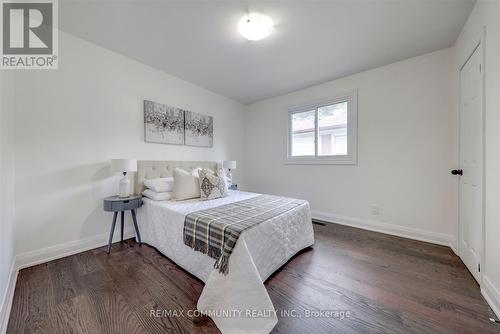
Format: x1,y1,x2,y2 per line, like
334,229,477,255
7,222,500,334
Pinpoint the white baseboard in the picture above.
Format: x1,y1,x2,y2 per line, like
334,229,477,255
0,260,17,334
449,243,458,256
0,229,135,334
16,229,135,270
312,210,457,252
482,276,500,319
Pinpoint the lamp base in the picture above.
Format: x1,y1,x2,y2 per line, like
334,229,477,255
226,170,233,187
117,175,131,198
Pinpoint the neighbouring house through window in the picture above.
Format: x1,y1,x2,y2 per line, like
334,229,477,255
286,91,357,164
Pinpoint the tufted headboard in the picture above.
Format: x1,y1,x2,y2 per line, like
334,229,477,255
134,160,218,194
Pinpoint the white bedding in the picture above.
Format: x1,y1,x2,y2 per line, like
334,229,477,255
137,190,314,334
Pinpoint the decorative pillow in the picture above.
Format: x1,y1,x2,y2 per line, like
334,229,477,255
144,177,174,192
173,168,201,200
192,167,214,177
215,168,229,189
199,169,227,200
142,189,172,201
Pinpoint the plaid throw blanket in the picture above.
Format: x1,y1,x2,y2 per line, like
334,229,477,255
183,195,307,275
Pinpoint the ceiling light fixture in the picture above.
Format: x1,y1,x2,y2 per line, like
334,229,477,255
238,13,273,41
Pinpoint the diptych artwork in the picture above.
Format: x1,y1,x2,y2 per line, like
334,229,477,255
144,100,185,145
144,100,213,147
185,110,214,147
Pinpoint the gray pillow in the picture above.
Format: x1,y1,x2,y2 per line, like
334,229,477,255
198,169,227,200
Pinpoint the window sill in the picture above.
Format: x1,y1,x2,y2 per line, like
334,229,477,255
283,157,357,165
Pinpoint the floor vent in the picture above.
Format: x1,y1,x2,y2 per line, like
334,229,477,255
312,220,326,226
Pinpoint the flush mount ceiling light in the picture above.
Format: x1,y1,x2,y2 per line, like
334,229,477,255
238,13,273,41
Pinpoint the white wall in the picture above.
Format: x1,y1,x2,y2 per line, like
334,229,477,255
0,71,16,330
10,31,244,257
454,0,500,317
242,48,458,247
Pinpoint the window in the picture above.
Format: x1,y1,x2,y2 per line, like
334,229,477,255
286,91,357,164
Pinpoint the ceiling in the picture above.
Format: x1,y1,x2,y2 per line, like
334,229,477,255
60,1,475,104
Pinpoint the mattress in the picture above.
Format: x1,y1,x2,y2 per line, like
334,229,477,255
136,190,314,334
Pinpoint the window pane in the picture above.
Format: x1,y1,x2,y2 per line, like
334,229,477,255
318,102,348,156
291,110,315,156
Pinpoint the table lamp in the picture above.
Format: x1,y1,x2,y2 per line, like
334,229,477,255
111,159,137,197
222,160,237,184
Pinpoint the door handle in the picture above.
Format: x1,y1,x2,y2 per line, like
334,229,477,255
451,169,463,176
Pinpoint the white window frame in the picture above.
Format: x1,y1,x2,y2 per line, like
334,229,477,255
285,90,358,165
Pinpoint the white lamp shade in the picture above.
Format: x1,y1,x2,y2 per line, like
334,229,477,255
111,159,137,173
223,160,237,169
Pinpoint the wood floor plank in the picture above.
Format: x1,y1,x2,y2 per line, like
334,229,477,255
52,295,102,334
7,223,500,334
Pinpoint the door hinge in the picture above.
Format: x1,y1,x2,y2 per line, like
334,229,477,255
478,263,481,272
480,64,482,73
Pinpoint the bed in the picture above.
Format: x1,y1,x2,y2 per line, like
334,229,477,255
134,160,314,334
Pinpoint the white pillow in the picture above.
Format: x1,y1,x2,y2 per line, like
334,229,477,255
191,167,202,176
142,189,172,201
144,177,174,192
173,168,201,200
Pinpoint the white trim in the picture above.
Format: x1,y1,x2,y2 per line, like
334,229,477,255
285,90,358,165
449,241,458,256
0,229,135,334
456,27,486,285
282,157,357,165
0,260,17,334
481,276,500,319
480,26,487,285
312,210,457,252
16,229,135,270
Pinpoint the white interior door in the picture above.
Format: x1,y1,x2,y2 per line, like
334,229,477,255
458,44,483,283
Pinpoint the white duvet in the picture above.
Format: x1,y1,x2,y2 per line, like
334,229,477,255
136,190,315,334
